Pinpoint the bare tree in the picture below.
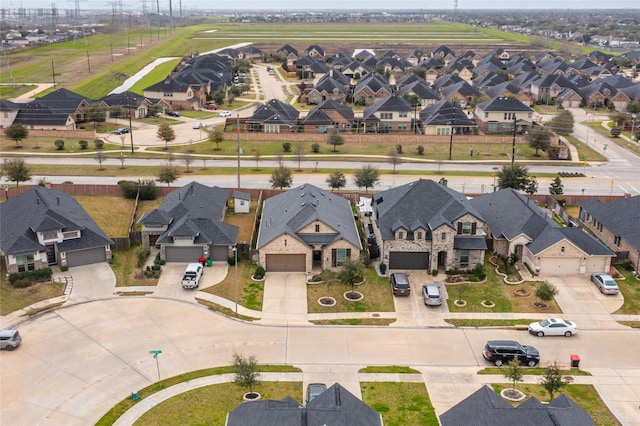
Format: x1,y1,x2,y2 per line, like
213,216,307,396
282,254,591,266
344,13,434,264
95,148,106,170
119,152,126,169
182,151,194,173
388,149,402,174
294,143,305,171
254,150,261,171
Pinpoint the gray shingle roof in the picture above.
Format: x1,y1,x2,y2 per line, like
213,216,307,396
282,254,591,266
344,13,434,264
363,94,411,121
476,96,533,113
247,99,299,127
256,184,361,250
0,187,113,256
579,196,640,250
374,179,482,241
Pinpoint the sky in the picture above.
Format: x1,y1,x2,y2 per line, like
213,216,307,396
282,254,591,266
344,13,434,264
6,0,638,11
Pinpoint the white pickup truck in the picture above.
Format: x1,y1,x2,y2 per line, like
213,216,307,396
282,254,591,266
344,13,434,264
182,263,204,289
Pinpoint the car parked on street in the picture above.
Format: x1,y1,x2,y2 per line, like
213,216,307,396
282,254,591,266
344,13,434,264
166,111,181,117
482,340,540,367
591,272,619,295
219,111,231,117
192,121,202,129
113,127,130,135
528,318,577,337
0,329,22,351
422,283,443,306
306,383,327,403
390,272,411,297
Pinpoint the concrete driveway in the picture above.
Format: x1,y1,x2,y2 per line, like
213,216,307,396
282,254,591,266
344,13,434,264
259,273,309,325
391,271,450,327
64,263,116,303
153,262,228,300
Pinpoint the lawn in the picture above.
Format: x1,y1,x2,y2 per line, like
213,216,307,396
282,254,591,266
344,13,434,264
0,273,65,316
224,200,259,244
73,195,136,238
361,382,438,426
306,267,396,314
491,383,621,426
613,269,640,315
111,246,158,287
202,260,264,311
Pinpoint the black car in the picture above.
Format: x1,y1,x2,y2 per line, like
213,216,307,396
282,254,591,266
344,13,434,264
390,272,411,296
166,111,181,117
482,340,540,367
113,127,130,135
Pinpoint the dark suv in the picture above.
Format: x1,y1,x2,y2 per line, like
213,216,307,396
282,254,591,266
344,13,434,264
390,273,411,296
482,340,540,367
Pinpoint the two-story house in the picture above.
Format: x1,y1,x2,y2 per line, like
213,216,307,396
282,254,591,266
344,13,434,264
362,94,412,133
371,179,487,272
300,98,354,133
473,96,534,133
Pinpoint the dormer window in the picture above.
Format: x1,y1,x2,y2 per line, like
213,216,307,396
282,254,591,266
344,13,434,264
398,231,405,240
315,224,320,232
416,231,423,240
41,230,58,241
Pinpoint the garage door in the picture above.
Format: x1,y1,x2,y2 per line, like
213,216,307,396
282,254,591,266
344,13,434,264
389,251,429,270
539,257,581,275
165,246,204,263
265,254,306,272
66,247,106,268
210,246,228,261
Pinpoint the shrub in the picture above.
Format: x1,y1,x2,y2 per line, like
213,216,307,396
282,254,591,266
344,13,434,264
379,263,387,275
254,265,265,279
60,266,69,272
151,265,161,271
9,268,52,284
282,142,291,152
138,179,158,200
620,259,633,270
472,263,486,280
54,139,65,150
13,278,33,288
417,145,424,155
311,143,320,153
468,274,479,282
396,144,403,153
136,246,149,268
431,269,439,276
79,140,88,150
94,139,104,149
227,256,236,266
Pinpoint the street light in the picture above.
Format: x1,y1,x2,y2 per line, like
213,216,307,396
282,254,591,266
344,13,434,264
233,245,238,314
125,93,135,154
237,113,241,188
448,104,455,161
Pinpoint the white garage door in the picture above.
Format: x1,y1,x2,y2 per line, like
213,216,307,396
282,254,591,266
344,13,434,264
539,257,582,275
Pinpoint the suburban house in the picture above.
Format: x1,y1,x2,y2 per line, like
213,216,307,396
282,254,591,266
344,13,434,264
101,91,155,120
470,189,614,276
419,99,477,136
143,77,207,111
13,88,92,130
305,74,349,104
226,383,382,426
362,94,412,133
0,187,113,273
473,96,534,133
439,385,595,426
300,98,354,133
246,99,300,133
371,179,487,271
256,184,362,273
138,182,238,262
0,99,20,128
304,44,325,61
579,195,640,271
352,72,392,105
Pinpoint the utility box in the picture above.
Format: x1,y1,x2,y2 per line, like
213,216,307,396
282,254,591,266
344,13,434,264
570,354,580,368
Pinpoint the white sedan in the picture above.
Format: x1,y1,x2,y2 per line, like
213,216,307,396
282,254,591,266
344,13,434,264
219,111,231,117
528,318,577,337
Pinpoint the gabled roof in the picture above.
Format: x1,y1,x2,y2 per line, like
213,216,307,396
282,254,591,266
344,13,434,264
304,44,325,56
0,187,113,256
257,184,361,250
474,72,506,89
277,44,298,56
398,80,439,100
0,99,21,110
353,72,391,97
14,101,73,126
247,99,299,127
313,75,348,96
144,77,194,93
476,96,533,113
374,179,483,240
432,45,456,58
363,94,411,120
302,98,354,125
579,196,640,250
484,82,525,99
440,385,595,426
395,73,423,87
592,74,635,89
419,99,475,127
440,81,482,100
433,73,465,90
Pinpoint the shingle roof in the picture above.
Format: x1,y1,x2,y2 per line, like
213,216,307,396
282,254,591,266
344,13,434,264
476,96,533,113
579,196,640,250
256,184,361,250
363,94,411,121
302,98,354,125
247,99,299,127
419,99,475,127
0,187,113,256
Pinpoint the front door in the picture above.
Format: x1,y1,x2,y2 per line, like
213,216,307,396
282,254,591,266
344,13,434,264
46,244,57,266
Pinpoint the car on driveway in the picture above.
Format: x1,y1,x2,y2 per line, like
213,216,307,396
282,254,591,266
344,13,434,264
482,340,539,367
306,383,327,403
591,272,620,295
219,111,231,117
166,111,181,117
114,127,130,135
422,283,443,306
204,103,218,110
528,318,577,337
193,121,202,129
0,329,22,351
390,272,411,296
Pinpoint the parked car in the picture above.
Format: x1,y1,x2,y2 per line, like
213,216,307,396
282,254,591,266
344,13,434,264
193,121,202,129
390,272,411,297
528,318,577,337
306,383,327,403
219,111,231,117
482,340,539,367
591,272,620,295
113,127,130,135
166,111,181,117
0,329,22,351
422,283,443,306
205,103,218,110
182,263,204,289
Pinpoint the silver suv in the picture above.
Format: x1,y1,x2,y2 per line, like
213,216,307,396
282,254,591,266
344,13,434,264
422,283,443,306
0,329,22,351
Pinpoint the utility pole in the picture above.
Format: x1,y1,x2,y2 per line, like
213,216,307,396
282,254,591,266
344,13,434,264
511,115,517,166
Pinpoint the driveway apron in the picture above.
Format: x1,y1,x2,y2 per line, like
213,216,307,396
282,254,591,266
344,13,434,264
259,273,309,325
65,263,116,303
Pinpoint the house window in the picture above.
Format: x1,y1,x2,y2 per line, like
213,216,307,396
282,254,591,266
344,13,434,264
614,235,621,246
332,248,352,267
442,232,446,241
315,224,320,232
398,231,405,240
380,112,393,120
460,249,469,266
62,231,80,240
265,124,279,133
397,123,407,130
42,230,58,241
462,222,472,234
399,112,408,118
597,222,603,232
484,112,489,118
16,254,35,272
416,231,422,240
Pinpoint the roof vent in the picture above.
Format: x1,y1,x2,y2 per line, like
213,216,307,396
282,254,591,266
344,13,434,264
56,196,60,206
301,202,306,206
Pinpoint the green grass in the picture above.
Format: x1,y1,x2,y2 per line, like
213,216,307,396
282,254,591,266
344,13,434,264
202,260,264,310
491,383,621,425
613,269,640,315
361,382,438,426
478,367,592,376
444,318,539,327
359,366,421,374
0,277,65,316
111,246,158,287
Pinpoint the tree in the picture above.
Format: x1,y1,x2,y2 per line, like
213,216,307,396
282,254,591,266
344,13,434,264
354,164,380,194
540,362,569,401
337,257,365,297
109,105,124,122
326,171,346,191
95,148,106,170
327,130,344,152
269,164,293,190
208,127,224,150
549,176,564,195
318,269,338,300
232,352,261,396
4,123,28,147
86,102,107,126
213,89,225,106
182,151,194,173
157,164,179,186
497,164,532,191
536,281,558,307
547,110,574,135
294,143,305,171
526,126,551,156
609,110,630,128
525,177,538,195
503,359,524,392
388,149,402,174
253,150,261,171
3,159,31,186
626,99,640,115
157,123,176,150
148,104,162,118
